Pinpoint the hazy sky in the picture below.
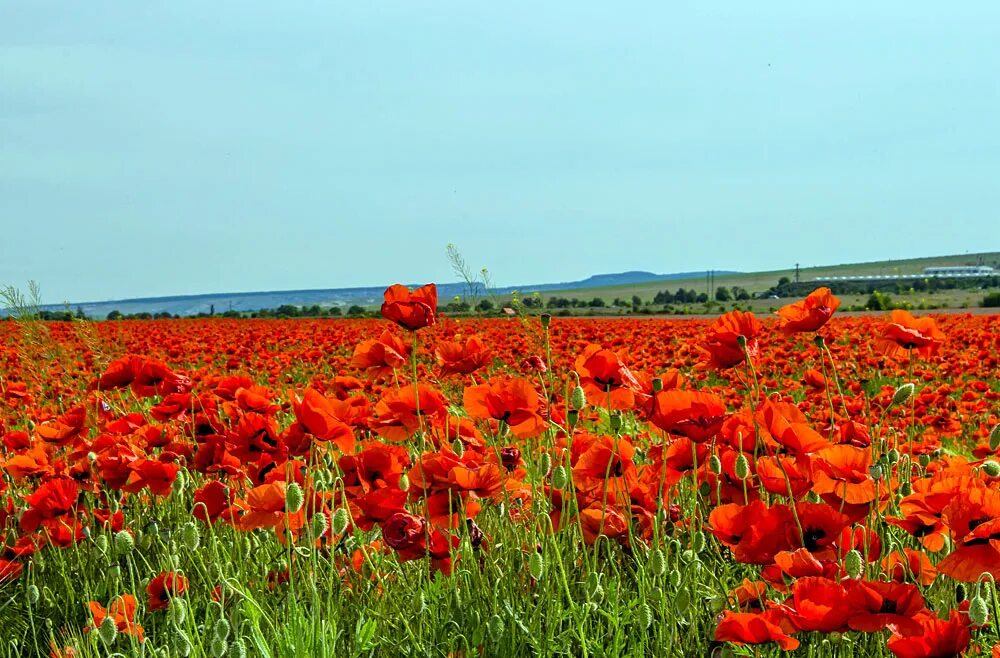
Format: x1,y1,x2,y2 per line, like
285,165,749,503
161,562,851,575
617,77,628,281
2,2,999,303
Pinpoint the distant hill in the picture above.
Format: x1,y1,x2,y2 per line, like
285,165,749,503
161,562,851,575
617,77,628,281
6,270,740,319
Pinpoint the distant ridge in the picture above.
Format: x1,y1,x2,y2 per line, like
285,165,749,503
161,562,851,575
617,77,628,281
8,270,740,318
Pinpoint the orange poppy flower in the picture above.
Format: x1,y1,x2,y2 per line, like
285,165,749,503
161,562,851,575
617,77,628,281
293,388,356,453
435,335,492,377
87,594,144,640
845,580,926,635
876,310,945,358
574,344,641,410
351,329,409,377
370,384,449,442
380,284,437,331
811,445,877,505
463,376,547,439
648,389,728,442
776,287,840,334
699,311,763,370
886,610,970,658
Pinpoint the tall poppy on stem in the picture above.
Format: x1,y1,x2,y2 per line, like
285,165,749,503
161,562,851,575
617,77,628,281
380,284,437,331
876,310,945,358
699,311,763,370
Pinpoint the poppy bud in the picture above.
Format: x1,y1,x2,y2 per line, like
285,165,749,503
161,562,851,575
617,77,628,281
114,530,134,556
528,552,544,580
649,549,666,577
900,482,913,496
734,454,751,480
919,454,931,468
990,424,1000,452
285,482,304,514
398,473,410,492
181,522,200,551
708,454,722,475
609,413,622,432
570,385,586,411
210,637,228,658
693,532,706,553
887,449,900,464
538,452,552,476
26,584,39,606
214,618,231,642
551,465,568,490
844,549,864,579
87,451,98,464
173,629,193,657
94,534,109,554
108,565,121,580
171,598,188,626
970,595,990,626
586,572,603,601
229,639,248,658
451,438,465,457
984,461,1000,478
98,615,118,645
892,383,915,406
674,588,690,611
488,614,505,641
640,602,653,629
651,378,663,393
331,507,349,536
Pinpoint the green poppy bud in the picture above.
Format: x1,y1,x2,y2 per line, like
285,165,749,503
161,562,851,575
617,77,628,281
990,424,1000,452
99,615,118,645
844,549,864,579
398,473,410,492
171,598,187,626
114,530,134,556
229,639,247,658
26,584,39,606
313,511,330,537
708,454,722,475
640,602,653,629
332,508,350,536
892,383,915,406
538,452,552,476
451,438,465,457
983,461,1000,478
528,552,544,580
571,385,587,411
214,617,231,642
173,629,193,657
181,522,200,551
285,482,304,514
969,595,990,626
668,569,681,588
210,637,228,658
649,549,666,577
735,454,751,480
551,465,568,490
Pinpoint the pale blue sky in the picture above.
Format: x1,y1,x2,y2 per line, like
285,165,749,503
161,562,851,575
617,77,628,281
2,2,998,303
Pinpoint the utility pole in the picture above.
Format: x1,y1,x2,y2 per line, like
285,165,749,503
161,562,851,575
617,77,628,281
794,263,800,284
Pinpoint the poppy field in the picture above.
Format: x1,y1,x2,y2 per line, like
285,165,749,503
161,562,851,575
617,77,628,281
2,284,1000,657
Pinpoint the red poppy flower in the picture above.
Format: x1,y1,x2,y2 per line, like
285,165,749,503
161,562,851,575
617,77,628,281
88,594,144,640
293,388,356,453
776,287,840,334
876,310,945,358
574,344,641,410
845,580,926,635
698,311,763,370
351,329,410,377
380,284,437,331
715,609,799,651
783,577,852,633
146,572,188,611
192,480,233,524
887,610,970,658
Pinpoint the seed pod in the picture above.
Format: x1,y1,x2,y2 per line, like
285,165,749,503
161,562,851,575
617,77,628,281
540,314,551,328
887,449,900,464
983,461,1000,478
99,615,118,644
892,383,915,406
734,454,751,480
114,530,135,556
869,464,884,481
570,385,587,411
285,482,304,514
649,549,666,577
708,454,722,475
551,465,568,490
969,595,990,626
528,552,544,581
844,549,864,579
